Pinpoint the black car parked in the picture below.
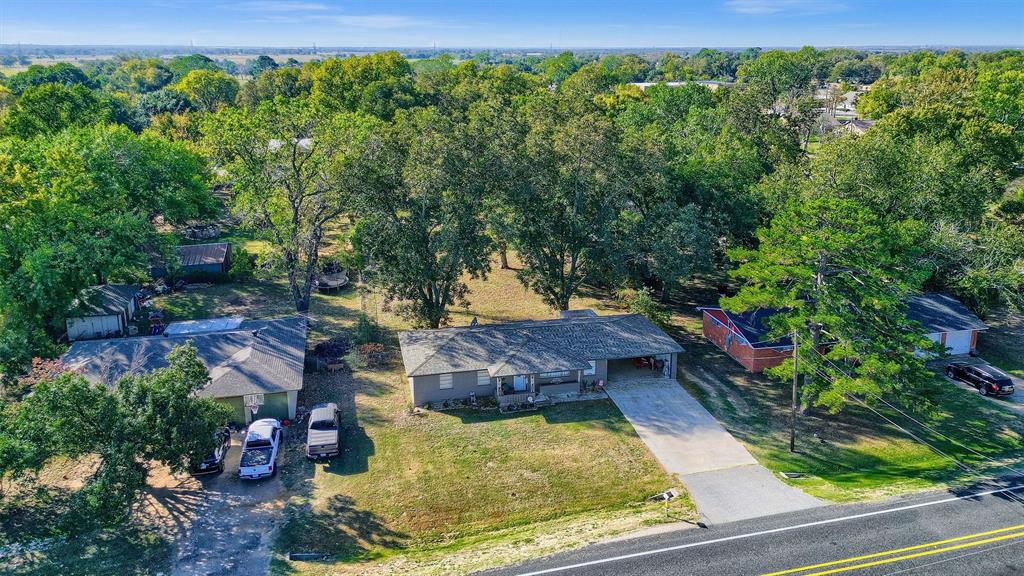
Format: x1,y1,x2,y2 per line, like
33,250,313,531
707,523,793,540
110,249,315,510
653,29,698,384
945,362,1015,397
193,427,232,475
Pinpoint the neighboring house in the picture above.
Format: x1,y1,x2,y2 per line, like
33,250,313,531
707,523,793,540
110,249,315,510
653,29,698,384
908,293,987,356
698,306,793,372
63,316,307,424
66,284,140,341
177,242,232,276
699,292,986,372
399,310,683,409
630,80,733,91
840,118,876,135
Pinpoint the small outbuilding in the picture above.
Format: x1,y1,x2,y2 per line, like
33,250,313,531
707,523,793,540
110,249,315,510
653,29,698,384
66,284,140,341
177,242,232,277
908,293,987,356
698,306,793,372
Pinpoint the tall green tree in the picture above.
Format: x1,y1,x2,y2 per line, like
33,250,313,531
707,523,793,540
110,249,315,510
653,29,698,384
492,91,623,310
204,98,390,312
4,63,93,94
1,83,113,138
359,107,494,328
0,124,214,377
1,343,230,526
310,52,417,119
174,69,239,112
724,196,933,412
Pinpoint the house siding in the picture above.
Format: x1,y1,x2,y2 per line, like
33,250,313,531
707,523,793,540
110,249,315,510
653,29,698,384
411,370,495,406
66,313,125,341
409,358,621,406
702,310,790,372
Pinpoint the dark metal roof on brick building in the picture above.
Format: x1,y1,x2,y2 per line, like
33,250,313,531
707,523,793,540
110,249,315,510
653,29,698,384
698,306,792,349
177,242,230,267
62,316,307,399
399,312,683,377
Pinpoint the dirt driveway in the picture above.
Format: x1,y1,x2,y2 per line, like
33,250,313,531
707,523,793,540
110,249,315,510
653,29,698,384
170,430,287,576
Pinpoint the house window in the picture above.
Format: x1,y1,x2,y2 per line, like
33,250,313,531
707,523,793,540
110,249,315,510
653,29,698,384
477,370,490,386
539,371,570,379
439,373,453,389
583,361,596,376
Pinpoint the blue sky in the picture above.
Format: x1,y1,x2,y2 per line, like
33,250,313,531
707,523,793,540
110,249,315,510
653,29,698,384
1,0,1021,48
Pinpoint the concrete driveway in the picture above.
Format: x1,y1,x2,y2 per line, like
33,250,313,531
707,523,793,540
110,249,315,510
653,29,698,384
605,376,822,524
172,430,286,576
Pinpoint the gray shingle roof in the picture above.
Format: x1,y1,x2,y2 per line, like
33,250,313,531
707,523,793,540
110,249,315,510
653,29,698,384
399,312,683,377
69,284,139,317
908,293,987,334
177,243,230,267
62,316,307,399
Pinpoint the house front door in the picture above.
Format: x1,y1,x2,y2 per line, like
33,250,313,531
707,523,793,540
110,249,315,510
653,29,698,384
513,375,527,392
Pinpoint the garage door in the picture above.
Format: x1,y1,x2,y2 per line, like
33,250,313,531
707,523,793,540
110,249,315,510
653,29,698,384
944,331,972,355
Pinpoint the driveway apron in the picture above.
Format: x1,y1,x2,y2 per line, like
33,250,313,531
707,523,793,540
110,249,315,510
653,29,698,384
605,376,822,524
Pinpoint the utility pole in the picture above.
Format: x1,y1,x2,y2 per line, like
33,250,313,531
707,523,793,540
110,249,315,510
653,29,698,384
790,329,798,453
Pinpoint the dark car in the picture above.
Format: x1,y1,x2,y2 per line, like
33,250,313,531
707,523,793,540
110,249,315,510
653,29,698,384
193,427,232,475
945,362,1015,397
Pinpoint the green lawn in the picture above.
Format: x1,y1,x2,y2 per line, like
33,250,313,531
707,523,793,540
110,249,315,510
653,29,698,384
669,285,1024,502
272,271,691,575
976,308,1024,379
138,262,691,575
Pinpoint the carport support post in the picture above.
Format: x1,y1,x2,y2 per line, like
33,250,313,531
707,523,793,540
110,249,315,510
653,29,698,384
790,330,798,453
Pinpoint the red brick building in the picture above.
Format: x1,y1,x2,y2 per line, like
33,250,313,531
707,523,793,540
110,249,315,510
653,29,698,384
698,307,793,372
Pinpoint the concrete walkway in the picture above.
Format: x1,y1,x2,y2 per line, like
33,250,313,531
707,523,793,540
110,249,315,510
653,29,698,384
605,376,822,524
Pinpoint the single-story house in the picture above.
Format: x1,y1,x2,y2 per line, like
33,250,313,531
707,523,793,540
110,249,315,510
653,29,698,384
399,310,683,409
908,292,987,356
62,316,307,424
841,118,876,135
177,242,232,276
698,306,793,372
699,292,986,372
66,284,141,341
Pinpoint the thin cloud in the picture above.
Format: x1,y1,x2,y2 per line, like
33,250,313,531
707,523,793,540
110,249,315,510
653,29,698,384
246,12,450,30
724,0,847,15
232,1,330,12
332,14,438,29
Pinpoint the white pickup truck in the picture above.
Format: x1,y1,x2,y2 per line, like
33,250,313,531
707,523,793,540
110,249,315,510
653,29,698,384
239,418,282,480
306,403,340,459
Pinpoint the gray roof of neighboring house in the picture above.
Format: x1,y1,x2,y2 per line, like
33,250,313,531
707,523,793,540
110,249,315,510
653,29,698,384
177,243,230,267
908,293,987,334
62,316,307,399
399,312,683,378
68,284,139,317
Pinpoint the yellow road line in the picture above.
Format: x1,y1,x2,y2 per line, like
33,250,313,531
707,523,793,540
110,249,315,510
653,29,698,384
761,524,1024,576
800,531,1024,576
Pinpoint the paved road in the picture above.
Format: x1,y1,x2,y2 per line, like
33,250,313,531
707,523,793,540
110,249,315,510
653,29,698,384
481,477,1024,576
605,376,821,523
